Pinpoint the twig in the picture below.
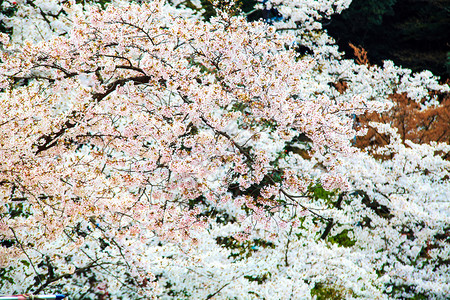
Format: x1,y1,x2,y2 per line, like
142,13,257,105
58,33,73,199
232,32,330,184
10,227,42,287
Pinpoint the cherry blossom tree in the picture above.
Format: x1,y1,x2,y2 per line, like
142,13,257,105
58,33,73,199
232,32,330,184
1,0,449,298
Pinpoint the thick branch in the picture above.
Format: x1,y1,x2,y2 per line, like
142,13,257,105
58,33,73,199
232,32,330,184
34,261,111,294
35,75,154,154
320,192,346,240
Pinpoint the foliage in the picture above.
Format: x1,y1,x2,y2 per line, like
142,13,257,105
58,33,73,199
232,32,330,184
350,45,450,156
311,282,352,300
340,0,397,28
0,0,18,34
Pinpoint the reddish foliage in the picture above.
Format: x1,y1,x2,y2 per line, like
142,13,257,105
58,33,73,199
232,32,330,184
346,45,450,159
354,91,450,160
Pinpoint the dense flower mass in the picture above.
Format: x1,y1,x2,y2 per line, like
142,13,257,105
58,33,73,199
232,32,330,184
0,0,449,299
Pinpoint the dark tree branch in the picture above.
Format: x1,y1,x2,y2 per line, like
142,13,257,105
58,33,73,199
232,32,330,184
35,75,155,154
320,192,346,240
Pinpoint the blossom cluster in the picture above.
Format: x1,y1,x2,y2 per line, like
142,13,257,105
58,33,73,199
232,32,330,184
0,0,448,298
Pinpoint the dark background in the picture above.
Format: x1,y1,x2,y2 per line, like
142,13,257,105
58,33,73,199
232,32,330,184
322,0,450,81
